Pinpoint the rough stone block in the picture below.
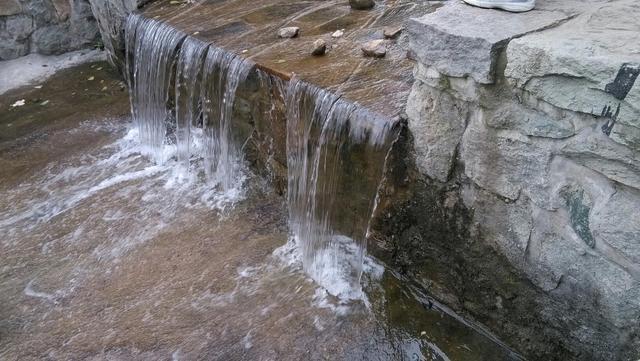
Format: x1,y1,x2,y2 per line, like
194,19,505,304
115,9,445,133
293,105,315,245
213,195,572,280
52,0,71,21
591,187,640,265
561,128,640,190
407,1,569,84
506,0,640,149
0,36,30,60
0,0,22,16
31,24,73,55
406,80,468,182
487,103,575,139
461,118,551,201
4,14,34,41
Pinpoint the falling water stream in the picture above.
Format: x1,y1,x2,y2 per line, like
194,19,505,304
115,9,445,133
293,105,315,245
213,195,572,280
0,11,522,361
125,13,394,297
286,77,397,299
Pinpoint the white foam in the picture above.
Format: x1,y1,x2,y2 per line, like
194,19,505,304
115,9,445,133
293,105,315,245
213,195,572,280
273,235,385,309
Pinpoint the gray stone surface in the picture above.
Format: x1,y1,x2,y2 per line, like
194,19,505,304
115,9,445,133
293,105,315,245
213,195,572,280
0,0,100,60
461,118,551,201
405,1,640,358
0,0,22,16
31,24,73,54
88,0,147,69
506,0,640,150
407,1,569,83
486,103,575,139
561,128,640,190
591,186,640,265
406,79,468,182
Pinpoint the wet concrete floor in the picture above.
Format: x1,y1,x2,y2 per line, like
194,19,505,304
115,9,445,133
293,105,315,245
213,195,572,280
0,62,517,360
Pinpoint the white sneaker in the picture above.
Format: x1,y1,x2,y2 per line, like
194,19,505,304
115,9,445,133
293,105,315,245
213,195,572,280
462,0,535,12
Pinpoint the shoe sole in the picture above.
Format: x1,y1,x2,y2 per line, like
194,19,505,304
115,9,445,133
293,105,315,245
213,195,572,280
463,0,535,12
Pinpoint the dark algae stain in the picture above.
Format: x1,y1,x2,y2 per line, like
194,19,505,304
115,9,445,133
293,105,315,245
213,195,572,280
561,187,595,248
605,63,640,100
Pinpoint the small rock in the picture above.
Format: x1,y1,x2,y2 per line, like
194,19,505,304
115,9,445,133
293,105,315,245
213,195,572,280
383,26,403,39
311,39,327,56
361,39,386,58
10,99,25,107
87,76,95,81
34,85,42,89
241,49,248,54
278,27,300,39
331,29,344,38
40,100,49,106
420,331,427,336
349,0,375,10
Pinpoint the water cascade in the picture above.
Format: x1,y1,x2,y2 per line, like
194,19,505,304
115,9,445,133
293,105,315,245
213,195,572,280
125,15,253,190
286,77,398,299
200,47,254,190
125,13,185,164
174,36,208,174
125,13,398,299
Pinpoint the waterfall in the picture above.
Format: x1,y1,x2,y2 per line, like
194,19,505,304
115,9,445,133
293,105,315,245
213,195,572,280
125,13,185,164
200,47,254,190
125,15,253,190
125,12,397,300
174,36,208,175
285,77,398,299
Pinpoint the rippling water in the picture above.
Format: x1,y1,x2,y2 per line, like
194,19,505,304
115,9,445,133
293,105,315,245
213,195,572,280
0,116,519,360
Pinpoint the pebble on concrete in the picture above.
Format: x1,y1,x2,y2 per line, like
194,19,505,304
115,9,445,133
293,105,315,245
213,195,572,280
361,39,386,58
349,0,375,10
277,26,300,38
312,39,327,56
383,27,403,39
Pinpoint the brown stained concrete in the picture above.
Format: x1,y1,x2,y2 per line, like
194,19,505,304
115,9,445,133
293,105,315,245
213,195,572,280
141,0,434,119
0,61,130,188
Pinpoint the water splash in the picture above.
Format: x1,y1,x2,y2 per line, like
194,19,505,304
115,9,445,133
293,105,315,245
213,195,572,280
125,13,186,164
285,76,397,300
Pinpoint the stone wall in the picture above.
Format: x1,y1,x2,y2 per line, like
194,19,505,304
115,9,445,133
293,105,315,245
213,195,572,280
0,0,100,60
88,0,150,71
390,0,640,359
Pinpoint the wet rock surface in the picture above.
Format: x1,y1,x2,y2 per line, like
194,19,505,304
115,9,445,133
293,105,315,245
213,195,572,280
311,38,326,56
277,26,299,38
140,0,433,119
361,39,386,58
349,0,375,10
383,26,402,39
